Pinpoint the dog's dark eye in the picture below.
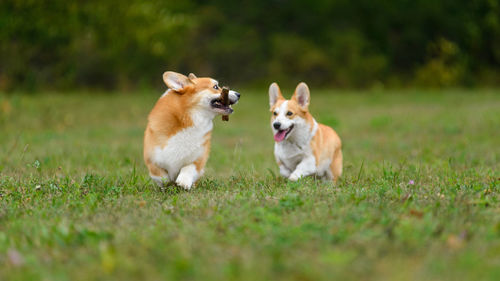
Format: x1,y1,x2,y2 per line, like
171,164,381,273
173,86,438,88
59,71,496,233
286,111,293,116
213,85,219,90
273,112,278,116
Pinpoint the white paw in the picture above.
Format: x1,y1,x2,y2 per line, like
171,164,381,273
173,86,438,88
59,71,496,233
289,173,300,181
175,175,193,190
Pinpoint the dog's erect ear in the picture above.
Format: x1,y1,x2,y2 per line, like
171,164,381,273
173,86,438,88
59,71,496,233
163,71,192,92
269,82,284,109
188,73,197,81
292,82,310,109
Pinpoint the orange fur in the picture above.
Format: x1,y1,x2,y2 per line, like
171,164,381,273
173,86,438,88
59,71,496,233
311,124,342,182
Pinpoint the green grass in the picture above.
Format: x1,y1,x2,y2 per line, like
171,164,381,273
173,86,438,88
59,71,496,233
0,89,499,281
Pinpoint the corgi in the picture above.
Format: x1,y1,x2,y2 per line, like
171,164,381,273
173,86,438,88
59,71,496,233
269,82,342,182
144,71,240,190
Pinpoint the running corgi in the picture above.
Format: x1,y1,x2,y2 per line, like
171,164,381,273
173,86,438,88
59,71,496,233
144,71,240,190
269,82,342,182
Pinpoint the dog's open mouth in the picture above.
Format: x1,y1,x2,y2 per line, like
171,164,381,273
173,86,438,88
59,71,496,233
274,125,294,142
210,98,234,114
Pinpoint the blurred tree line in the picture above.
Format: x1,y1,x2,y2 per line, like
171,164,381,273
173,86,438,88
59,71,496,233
1,0,499,91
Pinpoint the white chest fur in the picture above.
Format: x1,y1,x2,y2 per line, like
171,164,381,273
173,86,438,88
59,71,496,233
151,110,214,180
274,119,319,179
275,141,311,170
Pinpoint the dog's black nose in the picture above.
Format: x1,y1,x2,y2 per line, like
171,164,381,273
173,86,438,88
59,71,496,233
235,92,241,98
273,122,281,130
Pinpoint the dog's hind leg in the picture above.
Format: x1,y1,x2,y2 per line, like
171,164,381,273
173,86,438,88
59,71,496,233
146,160,170,187
330,149,343,184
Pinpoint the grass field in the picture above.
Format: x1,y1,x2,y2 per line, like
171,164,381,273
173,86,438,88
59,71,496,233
0,89,499,281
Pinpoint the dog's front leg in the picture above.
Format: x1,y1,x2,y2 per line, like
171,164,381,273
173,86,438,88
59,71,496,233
289,156,316,181
279,165,292,178
175,164,199,190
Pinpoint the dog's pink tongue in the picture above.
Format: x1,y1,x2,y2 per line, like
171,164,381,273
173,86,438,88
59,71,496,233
274,130,286,142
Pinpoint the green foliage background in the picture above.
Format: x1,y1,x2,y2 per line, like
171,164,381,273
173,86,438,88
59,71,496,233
1,0,500,90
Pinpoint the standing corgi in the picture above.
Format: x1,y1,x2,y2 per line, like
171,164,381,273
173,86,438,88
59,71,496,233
144,71,240,190
269,82,342,182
